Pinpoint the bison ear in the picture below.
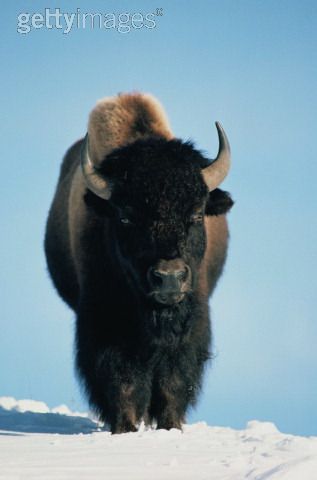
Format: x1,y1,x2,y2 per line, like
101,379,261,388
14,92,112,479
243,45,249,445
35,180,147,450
84,190,114,217
205,188,234,216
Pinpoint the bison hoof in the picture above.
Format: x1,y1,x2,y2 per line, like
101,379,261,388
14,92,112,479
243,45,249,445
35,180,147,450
111,422,138,434
156,420,182,431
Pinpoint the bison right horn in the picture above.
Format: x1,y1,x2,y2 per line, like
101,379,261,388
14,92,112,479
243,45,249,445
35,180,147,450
81,134,112,200
202,122,231,191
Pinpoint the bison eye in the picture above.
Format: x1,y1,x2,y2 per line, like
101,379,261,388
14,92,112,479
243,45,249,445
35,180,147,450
120,217,133,225
190,212,204,224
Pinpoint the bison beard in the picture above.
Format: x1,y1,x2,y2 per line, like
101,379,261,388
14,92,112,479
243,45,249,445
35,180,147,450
45,92,233,433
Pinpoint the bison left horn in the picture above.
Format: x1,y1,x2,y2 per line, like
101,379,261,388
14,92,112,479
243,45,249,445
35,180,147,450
202,122,231,191
81,134,111,200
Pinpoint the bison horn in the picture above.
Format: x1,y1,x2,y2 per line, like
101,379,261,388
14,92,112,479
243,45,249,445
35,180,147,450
202,122,231,191
81,134,111,200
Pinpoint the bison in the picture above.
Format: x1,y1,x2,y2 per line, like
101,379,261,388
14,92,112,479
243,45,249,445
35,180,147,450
45,93,233,433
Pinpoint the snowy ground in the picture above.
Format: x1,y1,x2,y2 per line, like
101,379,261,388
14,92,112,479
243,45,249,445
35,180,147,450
1,397,316,479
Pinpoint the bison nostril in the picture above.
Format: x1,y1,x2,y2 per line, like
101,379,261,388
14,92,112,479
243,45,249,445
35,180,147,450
176,266,189,283
176,271,186,281
148,268,163,286
153,270,163,284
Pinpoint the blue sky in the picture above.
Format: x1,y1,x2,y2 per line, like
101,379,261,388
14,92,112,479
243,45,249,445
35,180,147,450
1,0,316,436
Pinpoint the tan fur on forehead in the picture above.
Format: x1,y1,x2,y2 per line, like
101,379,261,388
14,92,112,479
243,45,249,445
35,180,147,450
88,92,174,165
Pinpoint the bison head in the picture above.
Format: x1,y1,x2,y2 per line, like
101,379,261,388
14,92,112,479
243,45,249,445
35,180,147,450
81,124,232,308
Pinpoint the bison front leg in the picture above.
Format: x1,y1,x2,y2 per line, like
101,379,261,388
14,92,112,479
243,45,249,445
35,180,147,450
150,348,206,431
97,366,152,435
76,343,151,433
110,383,139,434
76,310,153,434
150,373,191,431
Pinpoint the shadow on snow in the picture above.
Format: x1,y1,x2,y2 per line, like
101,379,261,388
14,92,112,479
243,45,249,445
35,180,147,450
0,406,101,435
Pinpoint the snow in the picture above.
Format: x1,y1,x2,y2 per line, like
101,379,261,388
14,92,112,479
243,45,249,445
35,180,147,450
1,397,316,479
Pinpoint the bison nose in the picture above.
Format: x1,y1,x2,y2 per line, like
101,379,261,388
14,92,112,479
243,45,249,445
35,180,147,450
147,259,191,305
149,267,189,287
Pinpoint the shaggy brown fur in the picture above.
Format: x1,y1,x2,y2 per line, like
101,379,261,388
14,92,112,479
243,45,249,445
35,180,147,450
88,92,174,164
